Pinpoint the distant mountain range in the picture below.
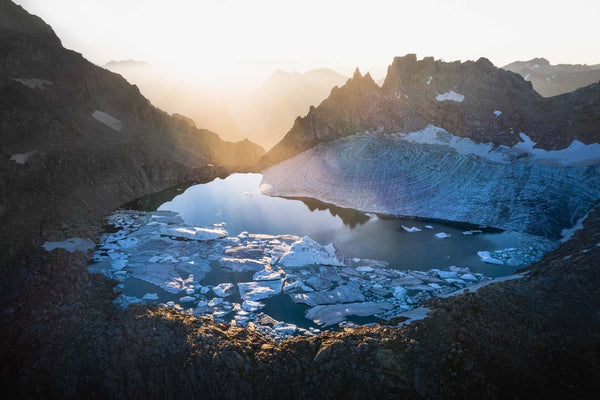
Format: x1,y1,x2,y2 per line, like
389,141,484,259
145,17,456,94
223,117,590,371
104,61,348,149
503,57,600,97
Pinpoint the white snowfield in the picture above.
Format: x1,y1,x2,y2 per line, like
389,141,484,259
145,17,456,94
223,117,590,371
43,237,95,252
10,150,36,164
12,78,52,89
92,110,123,131
435,90,465,102
261,127,600,238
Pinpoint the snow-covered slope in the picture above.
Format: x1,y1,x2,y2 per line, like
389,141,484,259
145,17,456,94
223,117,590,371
261,130,600,238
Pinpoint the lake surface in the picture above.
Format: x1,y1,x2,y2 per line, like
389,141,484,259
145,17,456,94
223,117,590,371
135,173,545,276
91,173,556,338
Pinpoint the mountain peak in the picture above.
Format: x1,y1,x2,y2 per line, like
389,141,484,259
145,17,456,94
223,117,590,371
0,0,61,46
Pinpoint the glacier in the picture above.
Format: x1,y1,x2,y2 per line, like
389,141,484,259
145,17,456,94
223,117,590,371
261,129,600,238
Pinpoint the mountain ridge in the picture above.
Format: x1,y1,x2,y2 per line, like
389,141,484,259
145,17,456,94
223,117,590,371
259,54,600,168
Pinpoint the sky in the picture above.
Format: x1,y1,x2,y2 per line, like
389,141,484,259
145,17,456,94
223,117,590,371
13,0,600,84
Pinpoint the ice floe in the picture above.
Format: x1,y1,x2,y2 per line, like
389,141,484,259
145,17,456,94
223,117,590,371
435,232,451,239
402,226,422,232
477,251,504,265
92,110,123,131
89,208,554,340
161,226,226,241
306,302,394,327
278,236,345,267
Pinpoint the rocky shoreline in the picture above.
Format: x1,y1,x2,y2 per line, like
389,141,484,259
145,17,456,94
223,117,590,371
1,196,598,398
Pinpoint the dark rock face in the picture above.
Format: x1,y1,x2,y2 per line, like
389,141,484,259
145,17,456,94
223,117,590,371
504,57,600,97
260,54,600,168
0,1,264,270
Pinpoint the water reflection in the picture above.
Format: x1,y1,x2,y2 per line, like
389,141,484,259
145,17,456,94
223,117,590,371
286,196,370,228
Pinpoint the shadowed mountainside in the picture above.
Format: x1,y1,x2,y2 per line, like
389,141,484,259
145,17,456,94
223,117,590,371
0,0,264,271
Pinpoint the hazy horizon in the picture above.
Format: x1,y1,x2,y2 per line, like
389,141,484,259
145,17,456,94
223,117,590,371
13,0,600,147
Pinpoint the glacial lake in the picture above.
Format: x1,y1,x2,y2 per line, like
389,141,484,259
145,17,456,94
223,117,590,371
90,173,556,337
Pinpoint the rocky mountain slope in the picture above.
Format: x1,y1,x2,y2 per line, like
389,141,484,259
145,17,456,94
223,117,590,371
0,0,264,271
259,55,600,237
260,54,600,168
504,57,600,97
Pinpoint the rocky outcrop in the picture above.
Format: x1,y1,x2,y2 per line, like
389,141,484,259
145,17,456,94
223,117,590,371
259,54,600,168
504,57,600,97
0,0,264,271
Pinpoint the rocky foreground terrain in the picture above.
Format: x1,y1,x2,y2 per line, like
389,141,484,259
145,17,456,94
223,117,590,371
1,1,599,398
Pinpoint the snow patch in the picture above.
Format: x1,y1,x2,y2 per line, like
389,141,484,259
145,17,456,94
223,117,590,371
92,110,123,131
494,110,502,117
435,90,465,102
10,150,36,164
560,212,589,243
12,78,52,89
427,76,432,85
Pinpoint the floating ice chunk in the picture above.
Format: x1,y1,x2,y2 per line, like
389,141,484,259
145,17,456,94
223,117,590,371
432,269,458,279
462,230,483,236
213,283,235,297
356,266,374,273
92,110,123,131
290,283,365,306
242,300,265,312
111,258,128,270
305,276,333,290
179,296,195,303
435,232,451,239
392,286,407,300
273,322,297,335
221,257,265,272
12,78,52,89
278,236,345,267
43,238,95,253
142,293,159,300
160,225,226,241
477,251,504,265
253,270,282,281
392,307,431,326
424,225,434,229
10,151,36,164
238,280,282,301
402,226,422,232
494,110,502,117
460,273,478,282
351,257,361,263
436,90,465,102
306,301,393,327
